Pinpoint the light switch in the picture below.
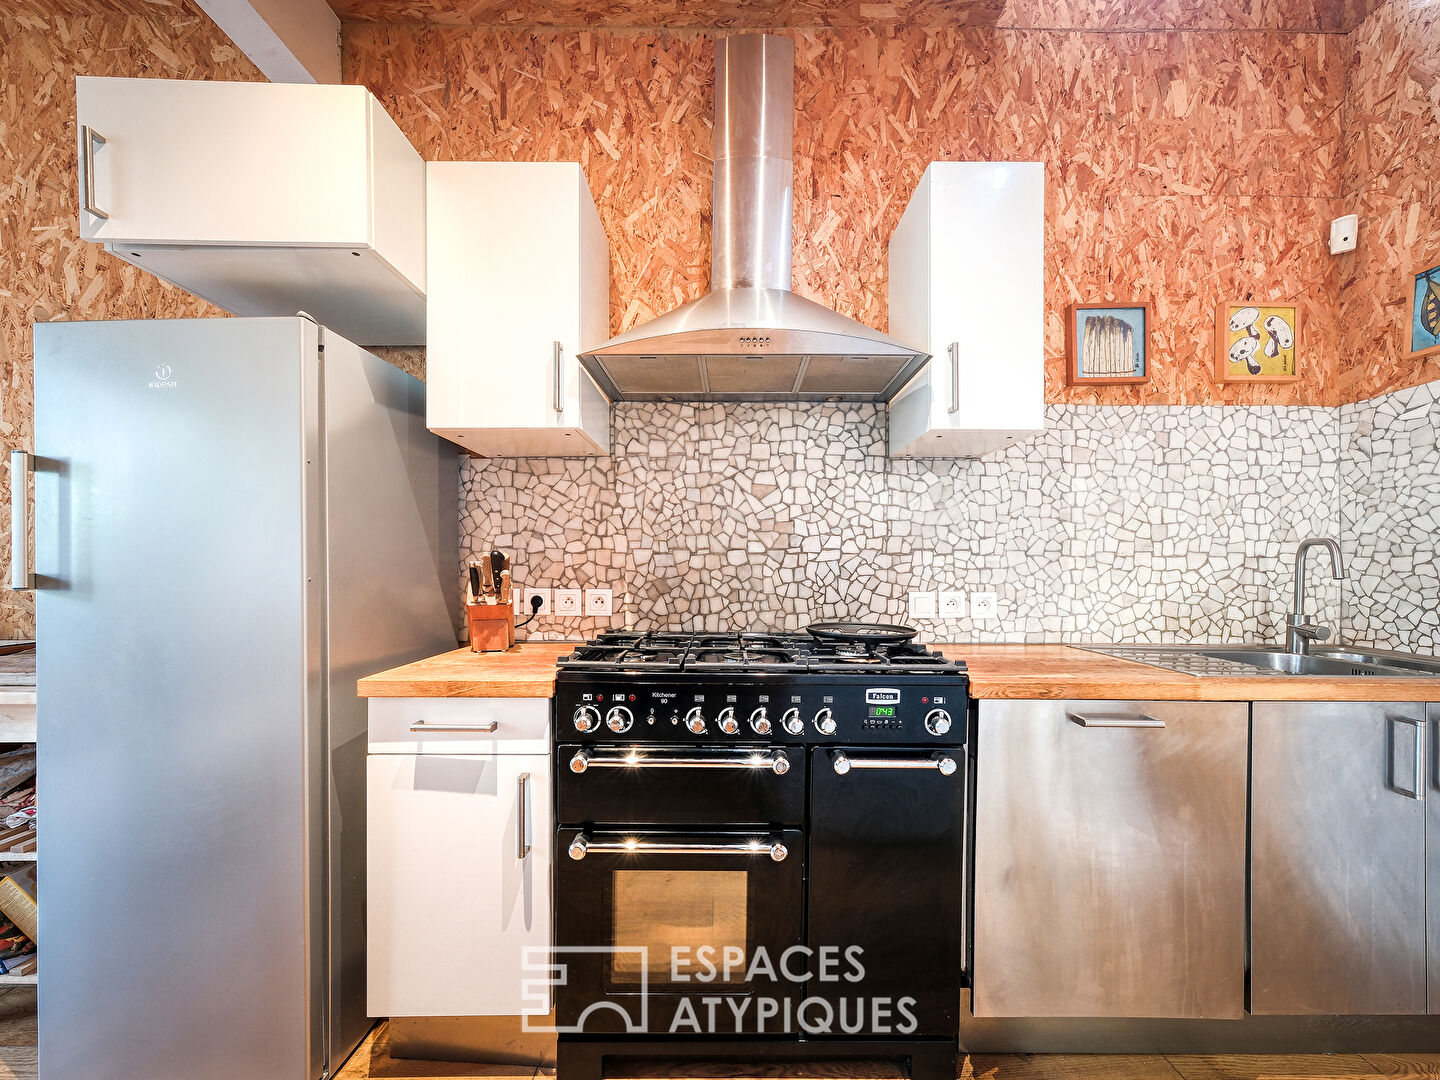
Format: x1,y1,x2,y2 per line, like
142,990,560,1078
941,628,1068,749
908,591,938,619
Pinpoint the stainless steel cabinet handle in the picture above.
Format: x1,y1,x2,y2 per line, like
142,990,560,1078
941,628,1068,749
407,719,499,733
517,772,531,859
831,750,957,776
552,341,564,414
568,833,788,862
81,126,110,220
8,451,32,591
947,341,960,414
1395,715,1425,801
1069,713,1166,728
569,749,789,774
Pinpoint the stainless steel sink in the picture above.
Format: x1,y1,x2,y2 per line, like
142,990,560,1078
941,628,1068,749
1085,644,1440,678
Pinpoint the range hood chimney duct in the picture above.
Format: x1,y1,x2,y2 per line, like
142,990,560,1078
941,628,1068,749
577,34,929,403
712,35,793,293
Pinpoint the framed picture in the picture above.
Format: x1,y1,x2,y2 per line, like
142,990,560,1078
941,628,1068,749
1066,303,1151,385
1214,301,1302,383
1404,260,1440,361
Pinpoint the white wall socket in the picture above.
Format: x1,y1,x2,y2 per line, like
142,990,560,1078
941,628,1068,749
584,588,613,616
523,587,551,616
938,591,966,618
970,591,999,620
554,588,582,617
908,591,938,619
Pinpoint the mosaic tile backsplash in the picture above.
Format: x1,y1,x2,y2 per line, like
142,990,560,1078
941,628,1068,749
1342,380,1440,654
461,400,1360,646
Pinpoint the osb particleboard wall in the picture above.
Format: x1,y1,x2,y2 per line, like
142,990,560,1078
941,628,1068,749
343,21,1351,408
1337,0,1439,401
0,2,264,638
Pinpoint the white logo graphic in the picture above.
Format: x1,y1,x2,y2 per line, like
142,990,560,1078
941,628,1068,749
148,363,178,391
521,946,650,1034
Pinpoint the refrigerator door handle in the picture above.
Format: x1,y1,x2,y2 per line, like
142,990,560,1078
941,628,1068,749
9,450,32,591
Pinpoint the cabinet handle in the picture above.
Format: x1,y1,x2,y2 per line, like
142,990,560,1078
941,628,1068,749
947,341,960,414
81,126,110,221
1069,713,1166,728
552,341,564,415
1395,715,1425,802
407,719,498,733
8,451,32,592
517,772,531,859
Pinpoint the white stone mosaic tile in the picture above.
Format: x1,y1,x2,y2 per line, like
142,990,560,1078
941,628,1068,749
1341,380,1440,655
460,401,1347,645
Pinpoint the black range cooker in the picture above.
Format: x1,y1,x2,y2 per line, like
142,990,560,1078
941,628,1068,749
551,625,971,1080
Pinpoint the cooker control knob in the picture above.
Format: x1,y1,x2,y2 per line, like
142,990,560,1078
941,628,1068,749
814,707,837,736
717,707,739,735
781,708,804,735
684,707,707,734
573,705,600,732
924,709,953,736
749,707,771,735
606,706,634,733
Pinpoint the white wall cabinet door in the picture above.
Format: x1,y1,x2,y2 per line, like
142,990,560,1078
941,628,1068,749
368,752,552,1017
888,161,1045,458
426,162,610,456
74,77,426,345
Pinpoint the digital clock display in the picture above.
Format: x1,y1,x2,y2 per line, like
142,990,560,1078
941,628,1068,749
868,705,897,718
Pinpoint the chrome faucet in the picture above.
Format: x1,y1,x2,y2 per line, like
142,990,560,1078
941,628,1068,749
1285,538,1346,655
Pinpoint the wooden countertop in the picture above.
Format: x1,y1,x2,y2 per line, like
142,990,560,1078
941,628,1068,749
358,645,573,698
359,642,1440,701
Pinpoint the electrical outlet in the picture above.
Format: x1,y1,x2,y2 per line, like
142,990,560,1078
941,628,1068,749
908,591,938,620
584,588,613,616
523,588,551,617
969,591,998,620
554,588,582,617
938,590,966,619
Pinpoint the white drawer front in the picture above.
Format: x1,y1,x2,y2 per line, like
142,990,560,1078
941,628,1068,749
368,697,551,754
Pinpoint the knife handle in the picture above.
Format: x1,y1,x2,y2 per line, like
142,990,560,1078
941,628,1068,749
468,565,483,604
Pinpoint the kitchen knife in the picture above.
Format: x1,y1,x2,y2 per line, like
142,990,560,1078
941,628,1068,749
479,555,496,602
468,564,483,605
490,551,506,592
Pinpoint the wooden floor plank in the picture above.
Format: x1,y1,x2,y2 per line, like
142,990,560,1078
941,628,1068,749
0,990,35,1049
337,1024,539,1080
966,1054,1184,1080
1165,1056,1380,1080
0,1046,37,1080
1359,1056,1440,1078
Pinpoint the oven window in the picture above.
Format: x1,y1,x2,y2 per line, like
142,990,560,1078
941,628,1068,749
611,870,748,987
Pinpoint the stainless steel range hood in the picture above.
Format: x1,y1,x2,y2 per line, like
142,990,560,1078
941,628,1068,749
578,34,929,403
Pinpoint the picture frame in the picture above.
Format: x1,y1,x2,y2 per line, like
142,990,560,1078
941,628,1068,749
1214,301,1302,383
1065,303,1151,385
1403,259,1440,361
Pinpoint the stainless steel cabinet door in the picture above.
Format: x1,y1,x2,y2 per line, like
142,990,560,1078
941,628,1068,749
1251,701,1427,1015
973,700,1248,1018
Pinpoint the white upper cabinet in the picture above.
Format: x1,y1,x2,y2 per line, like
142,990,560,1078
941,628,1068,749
74,77,426,345
887,162,1045,458
426,162,610,457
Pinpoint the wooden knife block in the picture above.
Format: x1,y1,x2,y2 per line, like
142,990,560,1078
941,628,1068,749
467,602,515,653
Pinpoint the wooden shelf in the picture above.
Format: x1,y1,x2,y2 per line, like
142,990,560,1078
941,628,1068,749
0,853,36,863
0,971,37,986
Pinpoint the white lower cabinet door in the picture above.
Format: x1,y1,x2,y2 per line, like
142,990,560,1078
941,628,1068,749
368,752,552,1017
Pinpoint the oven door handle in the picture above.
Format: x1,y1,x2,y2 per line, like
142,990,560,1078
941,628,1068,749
569,749,791,775
567,833,789,862
831,750,958,776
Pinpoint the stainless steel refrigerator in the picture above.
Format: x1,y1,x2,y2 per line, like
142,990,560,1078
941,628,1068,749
28,318,461,1080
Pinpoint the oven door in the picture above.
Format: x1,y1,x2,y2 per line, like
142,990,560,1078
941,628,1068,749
557,744,805,826
555,827,805,1035
807,747,966,1037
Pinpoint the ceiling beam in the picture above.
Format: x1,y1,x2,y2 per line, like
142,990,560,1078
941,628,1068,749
193,0,342,84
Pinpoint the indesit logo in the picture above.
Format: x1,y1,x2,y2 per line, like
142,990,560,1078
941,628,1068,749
148,364,178,391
